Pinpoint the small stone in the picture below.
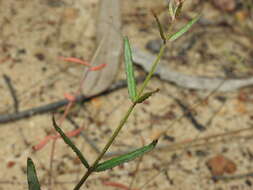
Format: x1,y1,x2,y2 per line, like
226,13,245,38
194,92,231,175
206,155,237,176
35,53,45,61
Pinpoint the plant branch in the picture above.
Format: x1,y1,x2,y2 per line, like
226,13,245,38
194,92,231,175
74,103,137,189
74,36,167,190
137,44,166,97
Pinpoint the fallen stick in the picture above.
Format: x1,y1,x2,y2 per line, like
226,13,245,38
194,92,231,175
132,47,253,92
0,77,145,124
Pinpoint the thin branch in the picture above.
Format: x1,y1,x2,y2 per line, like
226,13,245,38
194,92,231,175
174,97,206,131
212,172,253,181
3,74,19,113
66,115,101,154
132,47,253,92
0,77,145,124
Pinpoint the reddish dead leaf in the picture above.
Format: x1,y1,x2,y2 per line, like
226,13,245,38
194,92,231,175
64,93,76,102
60,57,107,72
33,128,83,151
59,56,90,67
33,135,53,151
65,127,83,138
51,127,84,140
206,155,237,176
88,63,107,71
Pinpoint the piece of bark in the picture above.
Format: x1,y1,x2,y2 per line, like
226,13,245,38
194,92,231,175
132,47,253,92
82,0,122,96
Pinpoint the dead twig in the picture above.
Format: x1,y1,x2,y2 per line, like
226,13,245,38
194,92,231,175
174,97,206,131
3,74,19,113
132,47,253,92
0,77,145,124
103,126,253,159
66,115,101,154
212,172,253,181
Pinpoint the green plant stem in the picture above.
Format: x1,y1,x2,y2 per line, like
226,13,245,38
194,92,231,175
74,42,166,190
137,44,166,98
74,103,137,189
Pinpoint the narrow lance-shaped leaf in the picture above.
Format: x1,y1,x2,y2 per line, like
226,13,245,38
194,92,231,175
152,12,166,44
135,89,159,104
168,0,175,20
124,37,137,102
52,115,90,169
168,15,200,42
94,140,158,172
27,158,41,190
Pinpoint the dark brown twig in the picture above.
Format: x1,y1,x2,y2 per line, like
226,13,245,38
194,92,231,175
66,115,101,154
3,74,19,113
174,98,206,131
212,172,253,181
0,76,145,124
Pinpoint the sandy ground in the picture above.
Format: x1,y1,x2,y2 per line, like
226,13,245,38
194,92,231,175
1,0,253,189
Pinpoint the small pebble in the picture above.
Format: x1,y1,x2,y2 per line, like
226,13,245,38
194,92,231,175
35,53,45,61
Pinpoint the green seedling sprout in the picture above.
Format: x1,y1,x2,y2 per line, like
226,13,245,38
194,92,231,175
27,158,41,190
74,14,199,190
26,5,200,189
124,37,137,102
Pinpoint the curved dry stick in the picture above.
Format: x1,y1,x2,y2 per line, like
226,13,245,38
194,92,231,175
132,47,253,92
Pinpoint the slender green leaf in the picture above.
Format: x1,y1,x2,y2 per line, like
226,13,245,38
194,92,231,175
94,140,158,172
27,158,41,190
168,15,200,42
135,89,159,104
168,0,175,19
124,37,137,102
152,12,166,44
52,115,90,169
